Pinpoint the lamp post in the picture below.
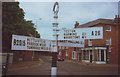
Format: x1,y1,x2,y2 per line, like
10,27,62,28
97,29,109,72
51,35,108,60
34,18,42,37
32,18,42,61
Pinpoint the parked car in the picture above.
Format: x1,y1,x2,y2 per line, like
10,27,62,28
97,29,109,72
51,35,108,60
57,55,64,61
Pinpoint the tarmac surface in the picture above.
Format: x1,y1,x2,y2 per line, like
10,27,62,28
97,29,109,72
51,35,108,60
6,56,119,76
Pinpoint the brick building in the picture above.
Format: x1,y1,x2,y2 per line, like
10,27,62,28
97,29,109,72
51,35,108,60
59,15,119,64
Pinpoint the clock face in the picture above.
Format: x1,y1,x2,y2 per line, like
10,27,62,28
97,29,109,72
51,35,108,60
53,2,59,15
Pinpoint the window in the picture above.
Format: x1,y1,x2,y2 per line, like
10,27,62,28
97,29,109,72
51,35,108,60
59,52,61,55
89,39,92,46
74,47,79,51
62,46,64,49
106,38,112,45
106,25,111,31
66,51,68,56
85,50,89,60
109,47,112,52
76,48,79,51
64,46,68,49
72,51,77,59
59,46,61,49
83,50,86,60
74,47,76,51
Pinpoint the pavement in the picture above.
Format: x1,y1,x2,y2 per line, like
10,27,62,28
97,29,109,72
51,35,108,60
7,56,51,75
64,59,119,67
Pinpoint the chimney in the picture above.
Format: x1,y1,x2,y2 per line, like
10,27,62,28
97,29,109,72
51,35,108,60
75,21,79,28
115,15,117,18
114,15,118,23
114,15,120,24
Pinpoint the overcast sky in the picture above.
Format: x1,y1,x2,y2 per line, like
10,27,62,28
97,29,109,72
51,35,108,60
19,1,118,39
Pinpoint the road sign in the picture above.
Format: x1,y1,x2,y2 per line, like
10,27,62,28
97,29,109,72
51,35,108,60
58,39,84,47
58,27,103,40
11,34,85,51
11,34,57,52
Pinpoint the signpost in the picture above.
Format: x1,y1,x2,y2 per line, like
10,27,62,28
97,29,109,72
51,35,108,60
10,2,104,76
52,2,59,77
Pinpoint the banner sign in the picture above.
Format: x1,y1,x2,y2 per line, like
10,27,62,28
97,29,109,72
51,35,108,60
11,35,57,52
11,35,84,51
58,27,103,40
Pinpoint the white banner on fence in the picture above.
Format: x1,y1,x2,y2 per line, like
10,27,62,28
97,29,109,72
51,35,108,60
11,35,57,52
58,27,103,40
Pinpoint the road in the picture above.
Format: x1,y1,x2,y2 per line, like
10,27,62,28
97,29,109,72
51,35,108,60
7,55,118,75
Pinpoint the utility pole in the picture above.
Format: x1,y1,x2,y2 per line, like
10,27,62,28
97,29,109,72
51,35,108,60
51,2,59,77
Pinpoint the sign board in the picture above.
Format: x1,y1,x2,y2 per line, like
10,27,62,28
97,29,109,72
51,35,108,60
11,35,57,52
58,39,84,47
11,35,84,51
58,27,103,40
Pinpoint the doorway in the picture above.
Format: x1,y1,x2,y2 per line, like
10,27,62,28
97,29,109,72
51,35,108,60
78,53,81,61
101,50,104,61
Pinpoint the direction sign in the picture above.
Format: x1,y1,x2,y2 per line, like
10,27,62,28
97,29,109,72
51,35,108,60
58,27,103,40
58,39,84,47
11,34,84,52
11,35,57,52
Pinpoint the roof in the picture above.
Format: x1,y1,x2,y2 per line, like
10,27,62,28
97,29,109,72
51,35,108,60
76,18,116,28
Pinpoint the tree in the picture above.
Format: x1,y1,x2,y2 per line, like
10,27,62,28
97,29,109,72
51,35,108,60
2,2,40,52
